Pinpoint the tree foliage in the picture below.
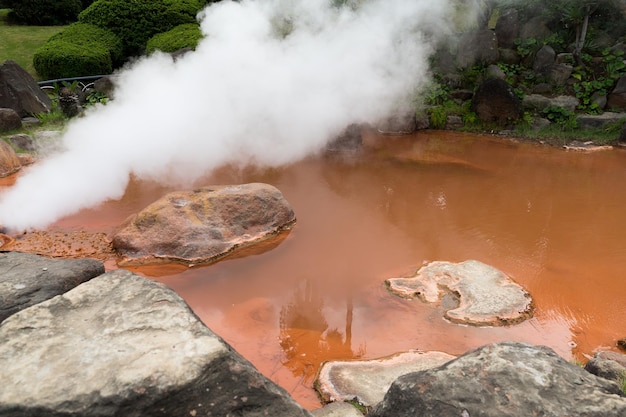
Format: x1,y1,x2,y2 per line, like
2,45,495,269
78,0,204,58
5,0,83,25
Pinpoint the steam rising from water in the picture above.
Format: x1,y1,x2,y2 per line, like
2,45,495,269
0,0,454,231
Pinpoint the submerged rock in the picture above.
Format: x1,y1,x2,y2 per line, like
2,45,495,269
0,251,104,323
315,350,455,407
112,183,296,265
386,260,533,326
368,342,626,417
0,269,312,417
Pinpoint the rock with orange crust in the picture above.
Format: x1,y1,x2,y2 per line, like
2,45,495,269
112,183,296,266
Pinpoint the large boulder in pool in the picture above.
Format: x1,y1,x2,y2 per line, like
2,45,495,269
0,269,312,417
368,342,626,417
386,260,533,326
112,183,296,265
0,251,104,323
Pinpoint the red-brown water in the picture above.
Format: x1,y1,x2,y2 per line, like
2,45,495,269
3,130,626,409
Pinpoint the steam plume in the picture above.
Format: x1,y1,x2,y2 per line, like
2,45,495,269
0,0,454,231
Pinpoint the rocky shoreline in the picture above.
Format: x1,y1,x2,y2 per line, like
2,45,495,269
1,251,625,416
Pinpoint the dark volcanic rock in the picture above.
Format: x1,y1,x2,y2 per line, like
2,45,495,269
0,269,312,417
0,108,21,132
0,60,52,117
112,183,296,265
0,251,104,323
494,9,519,49
608,76,626,110
471,78,522,125
456,29,499,69
585,351,626,384
368,342,626,417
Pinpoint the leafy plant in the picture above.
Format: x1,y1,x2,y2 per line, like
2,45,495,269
84,91,109,107
603,49,626,79
461,111,478,126
573,78,613,114
428,107,448,129
515,37,539,60
541,105,578,130
424,80,450,106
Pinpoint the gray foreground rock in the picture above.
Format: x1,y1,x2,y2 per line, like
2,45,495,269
311,402,364,417
0,269,312,417
316,350,455,407
368,342,626,417
0,251,104,323
585,350,626,384
112,183,296,266
386,260,533,326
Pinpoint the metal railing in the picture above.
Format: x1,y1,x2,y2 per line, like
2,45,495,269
37,75,109,92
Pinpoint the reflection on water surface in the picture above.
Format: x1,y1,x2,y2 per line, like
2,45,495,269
7,130,626,408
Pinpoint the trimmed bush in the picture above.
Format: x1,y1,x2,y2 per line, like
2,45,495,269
146,23,203,54
34,41,113,80
48,22,124,66
5,0,82,25
79,0,204,58
33,23,122,79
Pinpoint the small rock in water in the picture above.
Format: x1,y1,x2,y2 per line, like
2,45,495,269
386,260,533,326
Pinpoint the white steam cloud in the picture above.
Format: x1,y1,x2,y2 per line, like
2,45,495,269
0,0,453,231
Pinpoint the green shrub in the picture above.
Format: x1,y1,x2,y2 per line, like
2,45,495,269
541,105,578,131
48,22,123,66
5,0,82,25
79,0,203,58
146,23,203,54
428,107,448,129
33,39,114,79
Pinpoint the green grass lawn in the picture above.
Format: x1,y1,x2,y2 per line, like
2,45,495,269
0,9,65,80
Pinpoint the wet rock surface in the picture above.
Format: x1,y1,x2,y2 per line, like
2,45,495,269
2,230,115,261
0,269,312,417
368,342,626,417
386,260,533,326
112,183,296,266
0,251,104,323
315,350,455,407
